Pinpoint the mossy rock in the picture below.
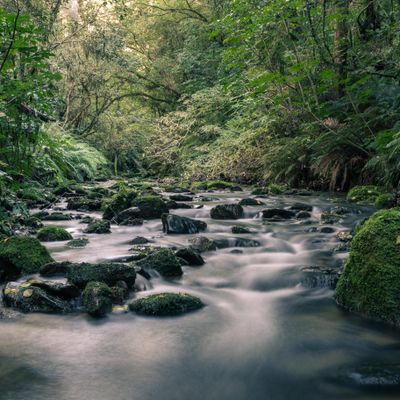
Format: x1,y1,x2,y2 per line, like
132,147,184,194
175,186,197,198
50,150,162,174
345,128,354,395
84,219,111,234
42,212,72,221
334,209,400,327
347,185,383,204
375,193,395,208
67,238,89,248
0,236,53,277
232,225,251,234
191,180,234,191
102,190,137,220
67,197,102,211
136,248,183,278
239,198,265,206
210,204,244,220
129,292,204,316
67,262,137,288
37,227,73,242
83,281,113,317
131,195,168,219
267,183,286,195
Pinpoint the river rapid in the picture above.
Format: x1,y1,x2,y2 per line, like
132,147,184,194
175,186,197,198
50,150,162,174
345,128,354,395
0,187,399,400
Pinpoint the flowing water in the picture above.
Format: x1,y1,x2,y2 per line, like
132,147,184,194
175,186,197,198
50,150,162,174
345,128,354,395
1,189,400,400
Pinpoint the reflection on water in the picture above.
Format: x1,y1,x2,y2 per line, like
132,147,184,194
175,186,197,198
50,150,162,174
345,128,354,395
1,190,400,400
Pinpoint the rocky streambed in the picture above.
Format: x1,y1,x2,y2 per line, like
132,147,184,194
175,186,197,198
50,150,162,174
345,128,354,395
0,183,400,400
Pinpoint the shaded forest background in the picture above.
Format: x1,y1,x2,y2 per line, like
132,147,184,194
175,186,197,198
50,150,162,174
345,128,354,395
1,0,400,190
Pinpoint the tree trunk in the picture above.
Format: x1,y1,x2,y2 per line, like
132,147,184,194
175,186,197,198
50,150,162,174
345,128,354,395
334,0,349,98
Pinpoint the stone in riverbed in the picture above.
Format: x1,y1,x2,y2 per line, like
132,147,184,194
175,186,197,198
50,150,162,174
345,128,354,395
300,266,341,289
67,238,89,248
67,197,102,211
261,209,295,220
175,248,204,266
189,236,217,253
214,238,261,248
290,203,313,212
130,236,150,245
67,262,137,288
136,248,183,278
3,281,73,313
239,198,265,206
231,226,251,234
161,214,207,234
41,212,72,221
296,211,312,219
129,292,204,316
340,364,400,387
131,195,169,219
84,219,111,234
166,200,192,210
210,204,244,220
169,194,193,202
114,207,142,224
83,281,113,317
37,226,73,242
0,236,53,278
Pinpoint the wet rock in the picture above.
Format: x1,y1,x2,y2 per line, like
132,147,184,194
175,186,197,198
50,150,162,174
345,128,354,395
169,195,193,202
166,200,192,210
110,280,129,304
103,190,138,220
41,212,72,221
67,263,137,288
80,216,94,224
67,238,89,248
261,209,295,220
131,195,168,219
341,365,400,387
297,190,313,196
210,204,244,220
130,236,150,245
83,281,113,317
189,236,217,253
0,236,53,278
320,227,335,233
239,198,265,206
27,279,80,299
84,219,111,234
296,211,312,219
3,281,73,313
290,203,313,212
161,214,207,234
119,218,144,226
129,292,204,316
230,186,243,192
114,207,141,224
230,249,243,254
67,197,102,211
333,243,349,253
37,226,73,242
199,196,219,202
136,249,183,278
251,188,267,195
321,212,341,225
301,266,341,289
214,238,261,249
305,227,319,233
40,261,76,277
175,248,204,266
232,226,251,234
330,206,351,215
164,187,191,193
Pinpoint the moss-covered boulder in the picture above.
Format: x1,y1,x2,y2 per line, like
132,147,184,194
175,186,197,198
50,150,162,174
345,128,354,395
0,236,53,278
41,212,72,221
67,197,102,211
83,281,113,317
3,280,74,313
210,204,244,220
129,292,204,316
102,190,137,220
37,227,73,242
132,195,168,219
189,236,217,253
175,248,205,266
67,262,137,288
346,185,383,204
84,219,111,234
191,180,235,191
136,248,183,278
67,238,89,248
334,209,400,327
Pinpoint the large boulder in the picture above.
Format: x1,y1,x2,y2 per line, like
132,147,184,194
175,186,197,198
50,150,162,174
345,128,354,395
84,220,111,234
161,214,207,234
3,281,73,313
189,236,217,253
37,227,73,242
0,236,53,278
129,292,204,316
136,248,183,278
261,209,295,220
83,281,113,317
210,204,244,220
175,248,205,266
334,209,400,327
67,262,137,288
114,207,142,224
103,190,138,220
132,195,169,219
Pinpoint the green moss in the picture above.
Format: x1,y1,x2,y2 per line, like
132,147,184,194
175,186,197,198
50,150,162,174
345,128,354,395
375,193,395,208
191,180,234,191
347,185,383,204
136,248,183,278
102,189,137,220
0,236,53,275
334,209,400,326
83,219,111,234
132,195,168,219
129,292,204,316
267,183,285,195
83,281,113,317
37,227,73,242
